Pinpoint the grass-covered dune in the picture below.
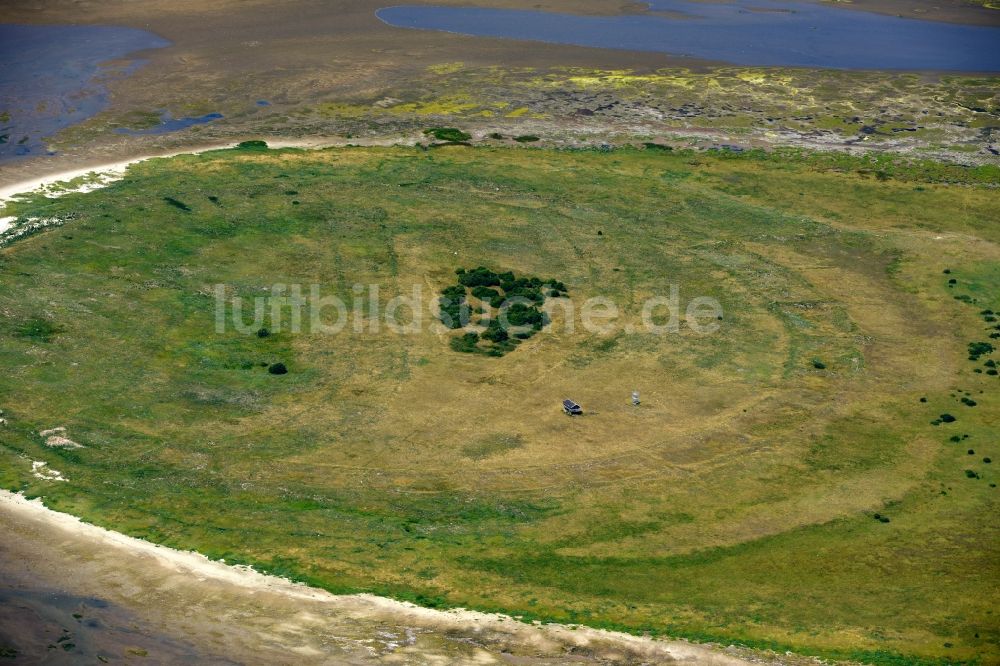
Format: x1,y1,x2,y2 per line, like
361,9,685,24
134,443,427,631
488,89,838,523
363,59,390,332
0,144,997,664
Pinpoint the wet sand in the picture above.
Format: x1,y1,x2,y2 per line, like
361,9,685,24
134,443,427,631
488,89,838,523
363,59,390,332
0,491,787,664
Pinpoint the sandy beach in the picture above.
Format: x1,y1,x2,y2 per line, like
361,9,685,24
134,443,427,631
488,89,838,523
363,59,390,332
0,136,429,214
0,490,786,664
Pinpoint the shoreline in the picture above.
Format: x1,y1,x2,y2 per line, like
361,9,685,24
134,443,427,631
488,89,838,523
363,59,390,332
0,489,768,664
0,136,426,214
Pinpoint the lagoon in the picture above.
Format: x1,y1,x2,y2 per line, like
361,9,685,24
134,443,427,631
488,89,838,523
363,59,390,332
0,24,170,162
376,1,1000,71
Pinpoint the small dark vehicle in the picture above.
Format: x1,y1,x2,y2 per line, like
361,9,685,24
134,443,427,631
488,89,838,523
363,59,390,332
562,399,583,416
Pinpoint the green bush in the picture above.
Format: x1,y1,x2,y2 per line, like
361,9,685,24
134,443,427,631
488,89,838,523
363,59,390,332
967,341,994,360
482,321,509,343
438,297,467,329
504,302,545,329
514,135,540,143
268,362,288,375
441,284,466,299
450,332,481,353
939,413,956,423
543,279,567,293
445,266,566,356
424,127,471,142
237,140,269,150
458,267,501,288
471,286,502,302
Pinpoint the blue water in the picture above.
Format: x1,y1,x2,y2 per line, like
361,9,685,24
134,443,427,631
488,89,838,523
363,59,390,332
0,24,171,162
114,111,224,135
377,1,1000,71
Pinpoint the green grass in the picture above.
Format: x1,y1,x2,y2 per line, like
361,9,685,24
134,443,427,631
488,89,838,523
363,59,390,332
0,145,997,664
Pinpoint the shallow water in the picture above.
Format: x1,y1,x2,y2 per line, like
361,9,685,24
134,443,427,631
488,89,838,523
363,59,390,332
377,1,1000,71
0,24,170,163
114,110,224,135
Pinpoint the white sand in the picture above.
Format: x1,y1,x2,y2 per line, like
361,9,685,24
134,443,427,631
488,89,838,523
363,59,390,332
0,146,234,213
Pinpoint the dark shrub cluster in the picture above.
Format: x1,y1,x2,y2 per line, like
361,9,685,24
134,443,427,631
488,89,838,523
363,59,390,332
505,302,546,329
450,332,481,354
438,294,468,330
457,266,501,288
931,412,957,425
481,319,510,343
440,266,568,356
424,127,471,142
471,285,504,307
968,341,994,361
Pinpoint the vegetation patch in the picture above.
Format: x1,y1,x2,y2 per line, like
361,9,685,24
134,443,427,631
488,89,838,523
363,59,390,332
438,267,567,356
968,341,994,361
163,196,192,212
424,127,471,142
462,433,525,459
0,144,996,664
13,317,62,342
